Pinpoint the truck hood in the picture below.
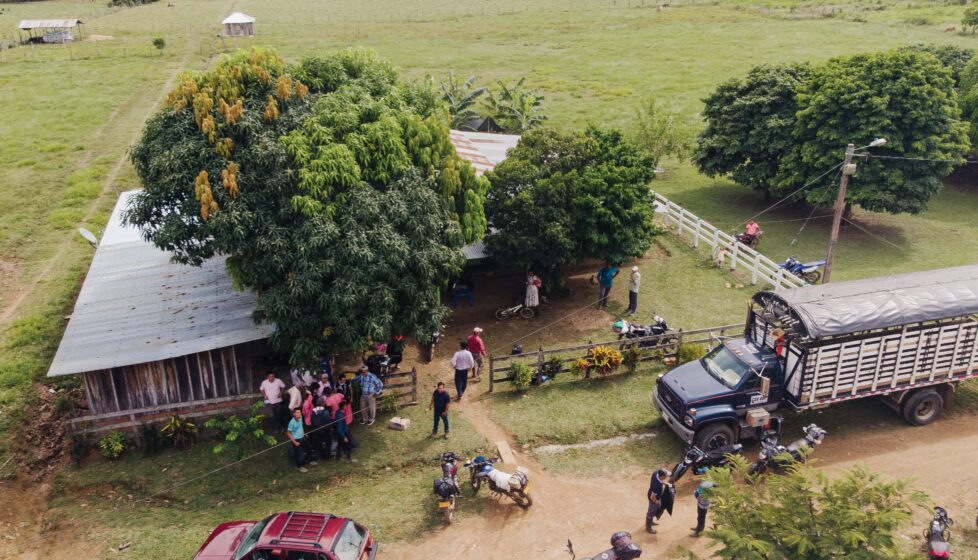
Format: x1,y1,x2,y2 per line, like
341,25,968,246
193,521,254,560
661,360,732,403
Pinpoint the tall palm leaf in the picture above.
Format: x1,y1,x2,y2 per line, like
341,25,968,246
439,70,486,130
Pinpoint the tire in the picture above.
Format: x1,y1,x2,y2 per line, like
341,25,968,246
902,389,944,426
424,344,435,363
494,309,510,321
470,473,482,494
513,490,533,509
444,501,455,524
519,306,535,319
694,423,736,452
671,462,689,484
803,270,821,284
747,461,767,476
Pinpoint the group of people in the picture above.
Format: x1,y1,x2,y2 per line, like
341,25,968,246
424,327,489,439
260,362,386,473
646,467,716,538
596,263,642,314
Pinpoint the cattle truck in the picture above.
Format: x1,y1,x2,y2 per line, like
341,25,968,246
654,264,978,450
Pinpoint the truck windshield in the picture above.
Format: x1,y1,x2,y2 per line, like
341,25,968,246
233,515,274,560
702,346,751,389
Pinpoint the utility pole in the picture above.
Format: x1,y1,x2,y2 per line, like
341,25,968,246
823,143,857,284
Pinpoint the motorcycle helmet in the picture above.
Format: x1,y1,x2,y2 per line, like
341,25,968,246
613,319,628,334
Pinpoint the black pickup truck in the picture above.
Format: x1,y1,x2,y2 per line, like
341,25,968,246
654,264,978,449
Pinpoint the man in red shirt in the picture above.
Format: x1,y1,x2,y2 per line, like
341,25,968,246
466,327,487,380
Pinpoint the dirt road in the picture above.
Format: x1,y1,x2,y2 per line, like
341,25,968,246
384,389,978,560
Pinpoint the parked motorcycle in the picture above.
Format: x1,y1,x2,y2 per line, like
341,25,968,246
463,455,533,508
747,423,826,475
495,302,535,320
566,532,641,560
363,353,391,375
670,442,743,484
422,325,446,363
613,314,676,349
924,506,953,559
735,230,762,249
432,451,462,523
779,257,826,284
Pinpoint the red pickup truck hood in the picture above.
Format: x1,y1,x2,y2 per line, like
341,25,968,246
193,521,254,559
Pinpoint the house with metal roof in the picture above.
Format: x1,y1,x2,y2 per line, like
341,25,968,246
18,19,83,43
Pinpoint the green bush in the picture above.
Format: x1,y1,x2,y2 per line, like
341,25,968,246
379,392,398,414
510,363,535,391
98,431,127,460
139,423,164,455
538,357,563,380
161,415,197,449
677,343,707,364
205,403,277,460
622,346,645,372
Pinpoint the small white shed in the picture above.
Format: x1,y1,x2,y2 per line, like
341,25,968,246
221,12,255,37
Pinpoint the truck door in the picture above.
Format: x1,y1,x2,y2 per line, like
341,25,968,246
736,367,782,410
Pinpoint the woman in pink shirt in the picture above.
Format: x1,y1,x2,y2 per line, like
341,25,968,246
301,391,315,426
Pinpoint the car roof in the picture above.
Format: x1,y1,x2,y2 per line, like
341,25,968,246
258,512,351,551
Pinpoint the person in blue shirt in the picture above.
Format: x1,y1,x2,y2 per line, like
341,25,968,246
428,382,451,438
355,366,384,426
332,400,357,463
286,408,316,473
596,263,619,309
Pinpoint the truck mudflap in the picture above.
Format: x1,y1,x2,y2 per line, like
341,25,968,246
653,388,695,444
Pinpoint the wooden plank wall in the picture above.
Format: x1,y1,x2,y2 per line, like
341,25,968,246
82,343,264,415
800,320,978,403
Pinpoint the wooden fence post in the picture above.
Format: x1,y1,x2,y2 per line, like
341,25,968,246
730,242,739,271
537,348,545,384
488,355,495,393
776,267,786,289
585,340,593,379
411,367,418,404
751,252,761,285
710,229,719,251
693,218,702,248
677,207,686,235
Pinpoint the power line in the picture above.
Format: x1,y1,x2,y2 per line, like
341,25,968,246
863,154,978,164
738,162,845,228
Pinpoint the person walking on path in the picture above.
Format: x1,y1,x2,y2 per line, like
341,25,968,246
596,263,619,308
355,366,383,426
428,382,451,438
260,372,287,430
525,271,542,310
466,327,487,380
287,408,317,473
691,481,716,537
627,266,641,315
645,468,672,534
450,341,476,401
333,400,357,463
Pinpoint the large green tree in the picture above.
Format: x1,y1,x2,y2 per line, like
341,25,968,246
127,48,480,364
777,50,970,214
693,64,812,199
899,44,975,86
485,127,656,288
704,458,926,560
961,55,978,149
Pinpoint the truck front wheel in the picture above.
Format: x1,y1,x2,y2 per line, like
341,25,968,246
902,389,943,426
694,423,736,451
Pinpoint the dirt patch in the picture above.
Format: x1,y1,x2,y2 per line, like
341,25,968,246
535,432,658,455
0,256,22,313
9,385,81,482
85,34,114,42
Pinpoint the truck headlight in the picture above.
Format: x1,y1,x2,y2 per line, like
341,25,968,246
684,414,694,427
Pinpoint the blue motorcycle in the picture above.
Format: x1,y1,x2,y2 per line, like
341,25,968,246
780,257,825,284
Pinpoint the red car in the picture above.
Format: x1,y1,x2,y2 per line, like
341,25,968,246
193,511,377,560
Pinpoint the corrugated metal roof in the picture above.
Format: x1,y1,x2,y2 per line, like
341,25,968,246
47,191,273,377
757,264,978,339
449,130,520,176
221,12,255,24
19,19,82,30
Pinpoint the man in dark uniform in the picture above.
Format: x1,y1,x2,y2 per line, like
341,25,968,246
646,468,672,534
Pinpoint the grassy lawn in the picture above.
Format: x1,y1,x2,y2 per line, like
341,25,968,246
51,403,490,558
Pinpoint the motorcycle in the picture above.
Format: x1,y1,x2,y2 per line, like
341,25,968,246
432,451,462,523
422,325,446,363
780,257,826,284
924,506,953,559
670,443,743,484
747,423,826,475
566,532,641,560
735,230,762,249
463,455,533,508
495,302,535,320
613,314,676,349
363,353,391,375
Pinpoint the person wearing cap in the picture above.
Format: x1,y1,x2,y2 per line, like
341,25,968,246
627,265,641,315
467,327,487,380
691,480,716,537
450,341,476,401
646,467,672,534
354,366,383,426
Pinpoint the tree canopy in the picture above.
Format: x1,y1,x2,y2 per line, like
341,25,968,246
777,50,970,214
127,48,478,364
899,43,975,86
693,63,812,197
484,127,656,288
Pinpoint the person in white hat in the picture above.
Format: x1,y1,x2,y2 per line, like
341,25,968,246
467,327,487,380
628,265,641,315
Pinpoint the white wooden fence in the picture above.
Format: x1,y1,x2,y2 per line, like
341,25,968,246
653,192,806,291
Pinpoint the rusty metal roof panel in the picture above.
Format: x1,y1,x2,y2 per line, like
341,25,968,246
19,19,82,30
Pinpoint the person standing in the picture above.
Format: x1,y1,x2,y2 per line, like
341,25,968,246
466,327,487,380
259,372,287,430
627,266,641,315
691,481,716,537
287,408,316,473
645,468,671,534
287,382,304,413
335,374,354,426
333,400,357,463
428,382,451,438
450,341,475,401
355,366,383,426
525,271,542,309
596,263,619,308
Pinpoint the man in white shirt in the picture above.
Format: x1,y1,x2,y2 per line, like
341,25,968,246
287,382,304,412
450,341,476,401
259,372,287,429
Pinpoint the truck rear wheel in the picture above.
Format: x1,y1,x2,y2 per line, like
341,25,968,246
694,423,736,451
902,389,943,426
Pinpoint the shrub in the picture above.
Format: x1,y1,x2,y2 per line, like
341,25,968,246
587,345,624,376
379,392,398,414
510,362,535,390
205,403,277,460
677,343,707,364
98,431,127,460
622,346,645,372
161,415,197,449
139,423,165,455
571,358,589,377
152,37,166,52
538,357,563,380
